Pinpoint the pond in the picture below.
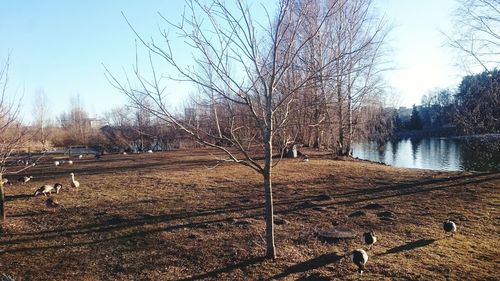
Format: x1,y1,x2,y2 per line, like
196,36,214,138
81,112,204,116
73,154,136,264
352,137,500,172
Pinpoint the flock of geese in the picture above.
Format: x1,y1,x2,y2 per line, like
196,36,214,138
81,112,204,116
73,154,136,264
31,172,80,211
351,220,457,276
3,157,82,212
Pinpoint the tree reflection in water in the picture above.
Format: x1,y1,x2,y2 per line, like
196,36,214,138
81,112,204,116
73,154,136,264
352,136,500,172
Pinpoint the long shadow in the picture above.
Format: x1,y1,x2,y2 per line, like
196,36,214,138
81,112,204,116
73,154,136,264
1,193,331,246
381,239,436,255
0,215,245,254
5,194,32,202
322,171,500,199
274,173,500,213
271,253,343,280
332,174,500,206
176,256,266,281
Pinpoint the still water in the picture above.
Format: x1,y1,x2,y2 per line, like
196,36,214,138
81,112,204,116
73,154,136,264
352,137,500,172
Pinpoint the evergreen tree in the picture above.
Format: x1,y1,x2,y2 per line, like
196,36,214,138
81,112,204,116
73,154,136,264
409,105,423,130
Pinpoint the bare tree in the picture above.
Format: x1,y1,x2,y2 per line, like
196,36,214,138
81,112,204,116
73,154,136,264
447,0,500,72
0,56,32,221
105,0,359,258
33,88,51,149
104,106,132,127
70,94,91,143
293,0,388,154
58,94,94,145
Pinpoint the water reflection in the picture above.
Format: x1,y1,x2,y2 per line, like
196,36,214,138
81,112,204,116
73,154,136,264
352,137,500,172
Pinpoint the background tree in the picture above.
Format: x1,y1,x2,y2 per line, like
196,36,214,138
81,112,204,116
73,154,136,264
408,105,423,130
57,94,94,145
32,88,51,149
454,69,500,134
331,0,388,156
290,0,389,154
0,57,30,221
447,0,500,72
420,89,454,128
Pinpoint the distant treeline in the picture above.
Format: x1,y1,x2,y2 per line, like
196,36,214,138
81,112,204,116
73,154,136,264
392,69,499,137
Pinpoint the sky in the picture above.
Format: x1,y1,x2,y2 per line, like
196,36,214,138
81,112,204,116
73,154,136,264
375,0,462,106
0,0,466,122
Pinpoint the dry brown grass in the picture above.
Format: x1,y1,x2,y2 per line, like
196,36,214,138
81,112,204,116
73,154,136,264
0,148,498,280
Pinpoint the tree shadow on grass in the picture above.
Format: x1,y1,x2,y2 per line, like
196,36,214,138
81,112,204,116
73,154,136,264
176,256,266,281
280,172,500,213
381,238,436,255
5,194,32,202
271,253,343,280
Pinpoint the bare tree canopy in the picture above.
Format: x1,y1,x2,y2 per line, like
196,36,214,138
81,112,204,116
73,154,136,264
0,56,23,172
33,89,51,148
0,56,30,221
447,0,500,72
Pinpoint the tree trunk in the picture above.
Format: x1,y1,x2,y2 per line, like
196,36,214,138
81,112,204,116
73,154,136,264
313,93,321,149
211,92,223,141
346,91,353,157
263,140,276,259
41,122,45,150
263,93,276,259
0,182,5,221
337,80,345,155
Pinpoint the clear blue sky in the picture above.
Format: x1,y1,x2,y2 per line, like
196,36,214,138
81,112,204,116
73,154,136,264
0,0,187,121
0,0,465,122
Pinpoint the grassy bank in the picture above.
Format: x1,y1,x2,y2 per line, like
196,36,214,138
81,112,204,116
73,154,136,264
0,149,498,280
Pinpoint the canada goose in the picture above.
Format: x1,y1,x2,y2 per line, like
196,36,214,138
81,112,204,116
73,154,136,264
2,178,12,186
301,155,309,162
45,197,63,212
54,161,60,166
34,185,55,196
351,249,369,275
70,173,80,189
54,183,63,194
18,175,33,184
443,219,457,236
362,231,377,249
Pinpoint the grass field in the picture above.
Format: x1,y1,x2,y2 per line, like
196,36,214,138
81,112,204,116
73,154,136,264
0,149,498,280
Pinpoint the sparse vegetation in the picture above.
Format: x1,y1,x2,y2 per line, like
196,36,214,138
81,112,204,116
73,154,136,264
0,149,498,280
